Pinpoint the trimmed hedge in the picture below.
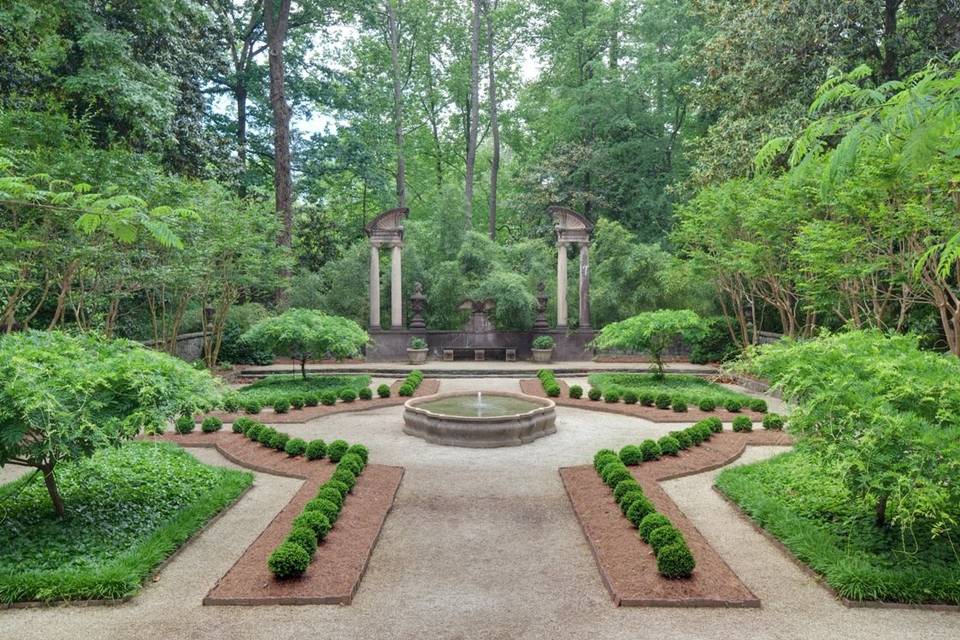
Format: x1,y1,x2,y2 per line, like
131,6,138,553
201,416,223,433
175,415,195,434
569,384,583,399
762,413,785,430
305,439,326,460
377,384,391,398
732,415,753,432
619,445,643,466
267,542,310,578
588,388,602,401
657,543,695,579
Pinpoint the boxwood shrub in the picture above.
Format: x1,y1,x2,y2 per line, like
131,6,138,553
623,390,638,405
626,495,656,527
603,390,620,403
327,439,350,462
619,490,647,515
304,497,340,521
748,398,768,413
304,393,320,407
700,417,723,433
732,415,753,432
201,416,223,433
290,395,305,410
762,413,785,430
272,432,290,451
222,395,241,413
339,388,357,403
638,513,672,543
273,399,291,414
305,439,326,460
339,454,364,476
648,525,683,554
233,416,256,434
243,400,262,415
175,415,195,434
268,541,311,578
655,393,671,410
724,399,742,412
588,388,602,401
603,466,632,489
657,542,695,579
358,387,373,400
377,384,391,398
657,436,680,456
285,438,307,457
698,398,716,412
593,449,618,471
671,430,692,449
569,385,583,399
545,383,562,397
286,525,317,556
618,444,643,466
640,439,661,461
671,399,688,413
315,486,343,509
398,384,414,397
347,444,369,464
613,478,642,502
245,423,264,441
639,392,655,407
332,466,357,490
325,479,350,498
320,391,337,406
292,511,331,541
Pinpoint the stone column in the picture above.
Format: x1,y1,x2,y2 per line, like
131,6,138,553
369,244,381,329
556,242,568,328
391,243,403,329
578,243,590,329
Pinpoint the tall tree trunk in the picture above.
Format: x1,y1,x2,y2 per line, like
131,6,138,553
875,494,888,527
236,85,248,198
881,0,901,81
386,1,407,208
41,462,65,518
264,0,293,248
464,0,481,231
484,0,499,239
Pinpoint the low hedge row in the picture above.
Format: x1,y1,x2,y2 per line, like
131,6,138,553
537,369,562,397
591,450,696,578
219,387,380,415
267,442,370,578
397,370,424,397
583,389,768,413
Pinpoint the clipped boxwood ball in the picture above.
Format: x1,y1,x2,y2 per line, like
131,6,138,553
698,398,716,412
623,390,638,405
657,436,680,456
320,391,337,406
398,384,414,397
304,497,340,522
703,417,723,433
325,479,350,498
763,413,785,430
613,478,641,503
601,460,627,483
339,454,364,476
332,466,357,490
273,399,291,414
174,415,195,434
243,400,262,415
233,416,255,434
268,541,311,578
305,439,326,460
290,395,305,410
222,395,241,413
604,467,632,489
377,384,391,398
201,416,223,433
732,415,753,432
657,542,695,578
327,439,350,462
639,392,655,407
245,423,264,441
593,449,617,471
626,496,656,527
749,398,768,413
587,388,602,401
671,399,688,413
286,525,317,556
695,423,713,441
285,437,307,457
569,385,583,399
724,399,742,412
671,430,692,449
655,393,672,410
619,490,647,515
303,393,320,407
603,390,620,403
358,387,373,400
640,439,661,461
648,525,683,555
347,444,369,464
273,432,290,451
339,388,357,403
316,485,343,508
545,383,561,397
618,445,643,466
638,513,671,543
293,510,331,541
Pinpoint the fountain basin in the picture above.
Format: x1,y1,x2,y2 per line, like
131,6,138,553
403,392,556,448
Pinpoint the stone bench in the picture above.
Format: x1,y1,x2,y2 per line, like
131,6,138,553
441,348,516,362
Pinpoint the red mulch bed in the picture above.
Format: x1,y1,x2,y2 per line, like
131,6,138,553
520,379,765,423
560,430,793,607
159,431,403,605
199,378,440,424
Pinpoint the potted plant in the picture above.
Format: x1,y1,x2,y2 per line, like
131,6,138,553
531,335,554,363
407,336,428,364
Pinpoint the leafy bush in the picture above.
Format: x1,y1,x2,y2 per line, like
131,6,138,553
762,413,785,430
245,423,264,441
700,417,723,433
655,393,671,409
619,490,647,515
638,513,672,543
347,444,369,464
304,497,340,522
640,439,661,461
613,478,642,502
325,479,350,498
657,543,695,578
698,398,716,412
732,416,753,432
201,417,223,433
292,511,331,541
671,399,688,412
648,525,683,554
619,445,643,466
603,466,632,489
639,392,655,406
339,388,357,403
222,395,241,413
321,391,337,406
273,432,291,451
671,430,692,449
657,436,680,456
305,439,326,460
327,440,349,462
532,335,555,349
175,415,195,434
626,495,656,527
623,390,638,405
358,387,373,400
261,428,279,448
273,399,291,414
603,390,620,403
237,374,370,407
243,400,262,415
748,398,768,413
593,449,618,471
409,336,427,349
545,383,562,397
290,396,305,410
569,385,583,399
587,372,752,410
331,467,357,490
588,388,602,401
268,541,311,578
600,460,626,484
724,399,742,412
338,454,364,476
286,525,317,556
304,393,320,407
694,423,713,441
285,438,307,457
685,425,705,445
377,384,391,398
398,384,414,397
592,310,707,378
316,485,343,509
233,417,255,434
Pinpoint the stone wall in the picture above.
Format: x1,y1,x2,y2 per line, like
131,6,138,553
365,329,596,362
141,331,207,362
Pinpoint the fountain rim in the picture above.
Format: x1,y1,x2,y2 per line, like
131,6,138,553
403,391,555,422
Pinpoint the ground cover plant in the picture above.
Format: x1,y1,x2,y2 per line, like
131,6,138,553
587,373,756,410
716,451,960,604
231,374,371,409
0,442,252,603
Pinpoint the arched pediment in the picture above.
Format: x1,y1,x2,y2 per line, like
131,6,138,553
365,207,408,246
549,206,593,244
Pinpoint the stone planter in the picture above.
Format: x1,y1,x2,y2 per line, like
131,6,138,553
407,348,428,364
531,348,553,363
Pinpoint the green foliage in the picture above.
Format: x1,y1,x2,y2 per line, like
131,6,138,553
237,375,370,407
655,393,671,410
358,387,373,400
304,497,340,522
603,466,632,490
0,442,251,602
305,440,327,461
648,525,683,555
671,430,692,449
286,525,318,556
321,391,337,406
762,413,785,431
532,335,554,350
748,399,768,413
603,390,620,404
569,385,583,399
290,396,305,410
619,490,648,516
657,543,695,579
671,399,688,413
724,399,742,412
626,496,656,527
339,454,364,476
587,388,602,401
699,417,723,434
326,440,350,463
272,432,290,452
377,384,391,398
316,486,343,510
200,417,223,433
243,400,262,415
613,478,642,502
332,466,357,491
589,373,753,409
618,445,643,466
347,444,369,464
408,337,427,349
292,511,331,542
593,449,618,471
657,436,680,457
233,417,255,434
717,451,960,604
640,439,661,461
272,400,290,414
638,513,672,543
592,310,707,378
268,542,311,579
339,388,357,403
285,438,307,457
398,384,414,397
622,391,638,405
175,415,195,435
698,398,715,412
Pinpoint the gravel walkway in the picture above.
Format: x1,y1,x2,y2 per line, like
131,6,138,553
1,378,955,639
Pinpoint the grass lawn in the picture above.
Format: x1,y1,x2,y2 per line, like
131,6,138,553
0,442,252,603
716,451,960,604
587,373,754,406
236,374,371,405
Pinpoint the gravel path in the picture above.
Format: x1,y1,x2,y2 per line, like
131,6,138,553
1,378,955,639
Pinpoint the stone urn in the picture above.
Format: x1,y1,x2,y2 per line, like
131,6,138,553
407,337,428,364
531,335,555,363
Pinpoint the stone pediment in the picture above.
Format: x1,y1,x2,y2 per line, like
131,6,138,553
365,207,408,246
549,206,593,245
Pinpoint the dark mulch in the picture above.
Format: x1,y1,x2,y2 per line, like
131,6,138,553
199,378,440,424
159,431,404,605
560,430,793,607
520,379,766,423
